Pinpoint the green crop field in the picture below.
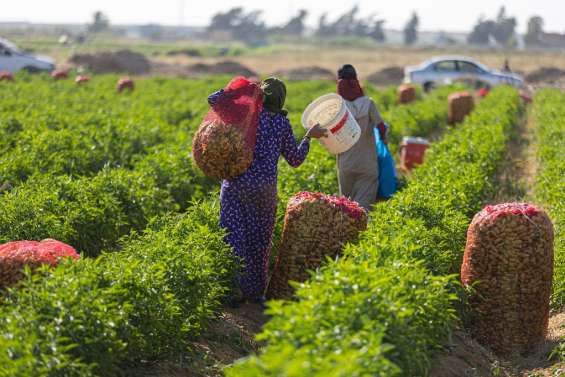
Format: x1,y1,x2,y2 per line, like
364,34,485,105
0,73,562,376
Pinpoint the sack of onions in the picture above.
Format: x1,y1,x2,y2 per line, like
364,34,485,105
461,203,554,355
267,192,367,300
0,239,80,289
192,77,263,180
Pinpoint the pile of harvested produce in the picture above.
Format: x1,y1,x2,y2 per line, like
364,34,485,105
0,71,14,81
267,192,368,300
117,77,135,93
192,77,263,180
397,84,416,104
461,203,554,355
0,239,80,289
448,91,475,124
75,75,90,85
51,70,69,80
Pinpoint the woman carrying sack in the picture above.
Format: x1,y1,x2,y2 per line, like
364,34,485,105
336,64,389,211
208,78,326,308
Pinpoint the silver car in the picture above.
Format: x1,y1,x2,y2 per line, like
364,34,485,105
0,38,55,73
404,56,524,92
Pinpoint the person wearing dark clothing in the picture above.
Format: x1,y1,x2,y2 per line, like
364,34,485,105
208,78,326,306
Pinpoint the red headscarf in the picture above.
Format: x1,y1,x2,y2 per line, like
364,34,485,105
337,78,364,101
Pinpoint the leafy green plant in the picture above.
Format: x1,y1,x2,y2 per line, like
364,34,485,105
531,89,565,311
0,202,236,377
226,86,523,377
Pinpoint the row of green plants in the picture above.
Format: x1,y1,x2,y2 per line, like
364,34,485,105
0,75,434,258
531,89,564,312
0,76,381,257
0,75,466,375
0,75,410,375
273,84,465,249
0,203,237,376
227,86,523,377
0,74,223,186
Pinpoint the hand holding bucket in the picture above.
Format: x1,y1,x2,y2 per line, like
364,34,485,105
306,123,328,139
301,94,361,154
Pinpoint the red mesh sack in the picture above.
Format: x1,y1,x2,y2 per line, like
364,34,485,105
51,70,69,80
117,77,135,93
397,84,416,104
267,192,368,300
192,77,263,180
75,75,90,84
448,91,475,124
0,239,80,289
478,87,490,98
0,71,14,82
461,203,554,355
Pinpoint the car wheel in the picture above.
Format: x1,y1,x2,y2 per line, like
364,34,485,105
22,66,41,74
423,82,435,93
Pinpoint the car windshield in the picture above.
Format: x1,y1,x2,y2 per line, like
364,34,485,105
0,39,22,54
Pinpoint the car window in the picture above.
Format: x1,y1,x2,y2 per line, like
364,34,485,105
0,45,10,57
433,61,456,72
458,61,482,74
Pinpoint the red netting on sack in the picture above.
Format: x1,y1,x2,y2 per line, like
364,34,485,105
0,71,14,82
0,239,80,289
267,192,368,300
461,203,554,356
192,77,263,180
448,91,475,124
397,84,416,104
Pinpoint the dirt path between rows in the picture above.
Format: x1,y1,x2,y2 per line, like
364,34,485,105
430,110,565,377
137,303,267,377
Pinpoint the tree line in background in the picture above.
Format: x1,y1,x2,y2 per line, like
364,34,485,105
206,5,550,48
86,6,551,48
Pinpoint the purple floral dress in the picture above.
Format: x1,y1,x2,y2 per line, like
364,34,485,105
208,91,310,299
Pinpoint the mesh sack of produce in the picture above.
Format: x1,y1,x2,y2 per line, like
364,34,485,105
448,91,475,124
397,84,416,104
51,70,69,80
117,77,135,92
0,71,14,81
192,77,263,180
461,203,554,355
267,192,368,300
0,239,80,289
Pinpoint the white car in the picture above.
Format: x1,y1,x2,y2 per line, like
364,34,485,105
0,38,55,73
404,56,524,92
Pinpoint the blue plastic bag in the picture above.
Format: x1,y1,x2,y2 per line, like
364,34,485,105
374,125,397,199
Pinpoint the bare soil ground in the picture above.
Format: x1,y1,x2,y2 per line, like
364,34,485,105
54,43,565,89
153,46,565,83
431,315,565,377
272,66,335,81
136,303,267,377
69,50,151,74
430,106,564,377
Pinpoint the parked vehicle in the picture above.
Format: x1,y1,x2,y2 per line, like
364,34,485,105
0,38,55,73
404,56,524,92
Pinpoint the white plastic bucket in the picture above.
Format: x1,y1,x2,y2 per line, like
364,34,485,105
301,93,361,155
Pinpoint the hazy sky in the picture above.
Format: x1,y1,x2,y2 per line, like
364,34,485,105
3,0,564,33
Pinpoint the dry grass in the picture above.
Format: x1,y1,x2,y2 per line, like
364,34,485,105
154,46,565,78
